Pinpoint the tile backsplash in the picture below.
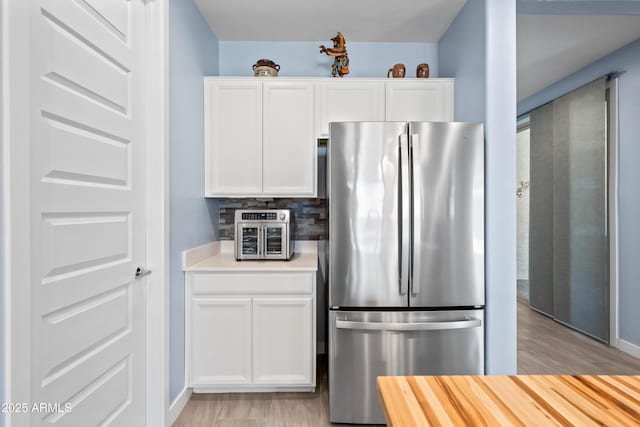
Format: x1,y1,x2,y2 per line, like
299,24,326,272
218,198,328,241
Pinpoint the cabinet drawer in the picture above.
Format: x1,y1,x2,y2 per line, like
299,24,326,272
191,272,313,295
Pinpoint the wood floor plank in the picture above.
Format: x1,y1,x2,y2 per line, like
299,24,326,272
216,393,274,420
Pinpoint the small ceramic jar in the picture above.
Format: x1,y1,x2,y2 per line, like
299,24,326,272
253,59,280,77
417,63,430,78
387,64,406,78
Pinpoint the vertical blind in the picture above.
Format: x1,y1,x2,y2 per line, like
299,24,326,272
528,78,609,343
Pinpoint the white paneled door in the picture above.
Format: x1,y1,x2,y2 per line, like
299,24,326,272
30,0,146,425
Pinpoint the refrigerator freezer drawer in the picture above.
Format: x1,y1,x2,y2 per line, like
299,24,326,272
329,309,484,425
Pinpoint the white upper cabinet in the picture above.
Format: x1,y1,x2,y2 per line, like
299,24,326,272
205,80,262,196
316,81,385,137
205,78,316,197
204,78,454,198
385,79,454,122
263,81,316,196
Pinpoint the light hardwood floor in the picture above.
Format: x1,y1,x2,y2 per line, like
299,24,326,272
172,356,377,427
174,302,640,426
518,298,640,374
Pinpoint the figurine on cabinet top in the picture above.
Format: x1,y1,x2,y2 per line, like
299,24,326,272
319,32,350,77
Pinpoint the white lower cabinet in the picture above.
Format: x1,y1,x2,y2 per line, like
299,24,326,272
252,297,313,385
187,272,316,392
191,298,252,386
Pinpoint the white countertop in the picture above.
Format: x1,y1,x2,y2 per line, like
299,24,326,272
183,240,318,272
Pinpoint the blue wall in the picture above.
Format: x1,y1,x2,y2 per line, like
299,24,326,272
439,0,518,375
518,37,640,347
169,0,220,402
219,41,438,78
438,0,485,122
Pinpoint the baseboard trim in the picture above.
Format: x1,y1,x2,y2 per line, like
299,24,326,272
617,339,640,359
168,387,192,426
193,386,315,393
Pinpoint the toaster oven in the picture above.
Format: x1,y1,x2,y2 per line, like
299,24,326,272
234,209,294,261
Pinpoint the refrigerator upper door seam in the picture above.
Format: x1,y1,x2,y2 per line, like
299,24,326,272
399,133,410,297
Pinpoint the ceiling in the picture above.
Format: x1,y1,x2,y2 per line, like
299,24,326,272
517,14,640,101
193,0,466,42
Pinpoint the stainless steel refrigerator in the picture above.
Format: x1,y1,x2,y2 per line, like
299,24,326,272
327,121,485,424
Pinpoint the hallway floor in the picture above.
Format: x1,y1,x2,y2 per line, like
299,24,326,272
518,298,640,374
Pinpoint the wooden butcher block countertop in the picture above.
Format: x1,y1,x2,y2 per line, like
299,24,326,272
377,375,640,426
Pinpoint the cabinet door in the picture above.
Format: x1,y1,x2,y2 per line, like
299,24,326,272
385,80,454,122
316,81,384,137
263,81,316,196
252,297,313,385
205,80,262,196
191,297,252,386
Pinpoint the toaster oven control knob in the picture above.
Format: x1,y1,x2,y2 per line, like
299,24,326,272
279,213,286,220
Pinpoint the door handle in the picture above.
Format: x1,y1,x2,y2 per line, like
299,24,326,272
135,266,152,279
409,133,418,296
399,134,410,296
335,318,481,331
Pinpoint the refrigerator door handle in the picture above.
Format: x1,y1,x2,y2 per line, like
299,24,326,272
409,133,419,296
399,134,410,296
335,318,481,331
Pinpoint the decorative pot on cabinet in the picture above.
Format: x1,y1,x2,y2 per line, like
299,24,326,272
253,59,280,77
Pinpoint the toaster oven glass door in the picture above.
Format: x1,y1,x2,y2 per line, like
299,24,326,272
239,225,262,259
264,224,287,258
